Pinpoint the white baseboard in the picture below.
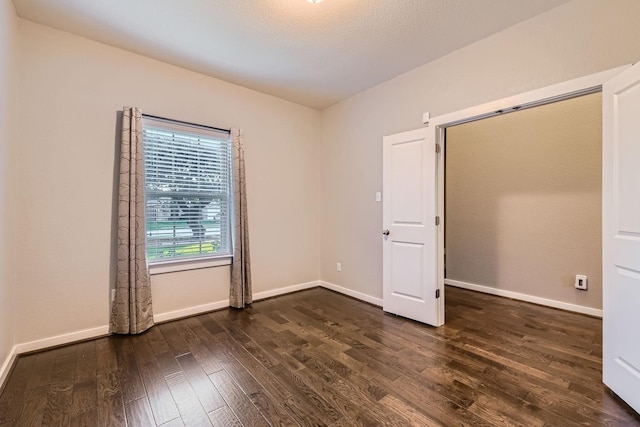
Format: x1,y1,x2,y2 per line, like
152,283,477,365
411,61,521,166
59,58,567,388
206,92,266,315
254,281,320,301
1,325,108,390
444,279,603,318
14,325,111,355
154,280,321,323
319,281,383,307
0,346,18,390
1,324,112,388
153,300,230,323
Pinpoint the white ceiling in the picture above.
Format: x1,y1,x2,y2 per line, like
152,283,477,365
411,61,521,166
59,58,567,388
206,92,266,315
12,0,571,109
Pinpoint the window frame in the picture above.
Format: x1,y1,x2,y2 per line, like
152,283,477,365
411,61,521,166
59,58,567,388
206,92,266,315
141,115,233,274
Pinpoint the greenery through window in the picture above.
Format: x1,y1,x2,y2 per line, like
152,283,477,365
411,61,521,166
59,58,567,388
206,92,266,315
142,116,231,262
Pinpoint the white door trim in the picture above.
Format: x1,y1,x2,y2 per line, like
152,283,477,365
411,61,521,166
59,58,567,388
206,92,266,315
429,66,627,129
427,65,630,318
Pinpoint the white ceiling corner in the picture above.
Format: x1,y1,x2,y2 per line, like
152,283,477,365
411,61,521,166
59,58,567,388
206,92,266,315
12,0,572,109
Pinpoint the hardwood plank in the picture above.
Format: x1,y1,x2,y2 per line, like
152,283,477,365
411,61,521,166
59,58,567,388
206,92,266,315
26,348,60,390
147,323,172,355
196,313,224,336
281,394,334,427
342,343,403,381
419,358,554,425
155,351,182,378
207,405,242,427
112,336,146,403
13,385,48,426
314,341,379,382
75,340,97,383
158,418,185,427
210,314,280,369
41,348,78,425
276,355,362,425
42,383,74,426
0,354,37,424
165,371,213,426
124,397,155,426
51,349,78,384
379,394,441,427
188,317,236,364
176,353,226,413
71,341,98,418
158,322,192,358
293,347,406,426
219,339,292,402
175,319,224,374
269,364,342,424
69,408,98,427
95,338,118,374
219,358,261,395
70,380,98,421
131,333,181,425
372,372,495,427
247,390,299,427
96,371,126,426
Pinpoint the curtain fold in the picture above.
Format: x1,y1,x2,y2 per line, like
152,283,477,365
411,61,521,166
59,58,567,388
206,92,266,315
230,128,252,308
111,107,155,334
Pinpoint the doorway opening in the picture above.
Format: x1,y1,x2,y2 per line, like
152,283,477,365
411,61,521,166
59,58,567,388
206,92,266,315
428,66,628,325
443,91,603,316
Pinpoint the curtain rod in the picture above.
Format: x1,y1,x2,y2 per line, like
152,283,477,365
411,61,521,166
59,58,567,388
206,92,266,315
141,113,230,133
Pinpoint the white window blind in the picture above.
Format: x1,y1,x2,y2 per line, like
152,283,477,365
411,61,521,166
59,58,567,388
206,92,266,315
142,116,232,263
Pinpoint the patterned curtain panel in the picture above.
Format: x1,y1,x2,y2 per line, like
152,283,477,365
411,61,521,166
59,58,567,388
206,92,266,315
230,128,252,308
111,107,154,334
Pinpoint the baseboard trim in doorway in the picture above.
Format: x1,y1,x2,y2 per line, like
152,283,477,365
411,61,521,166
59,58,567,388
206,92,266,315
445,279,603,318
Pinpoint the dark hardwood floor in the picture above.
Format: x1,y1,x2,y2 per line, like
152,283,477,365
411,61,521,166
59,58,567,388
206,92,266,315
1,286,639,426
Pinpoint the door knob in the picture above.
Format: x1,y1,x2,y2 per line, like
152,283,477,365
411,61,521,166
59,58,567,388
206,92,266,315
382,229,390,236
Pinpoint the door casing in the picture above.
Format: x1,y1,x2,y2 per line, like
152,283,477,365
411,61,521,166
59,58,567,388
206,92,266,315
427,65,628,324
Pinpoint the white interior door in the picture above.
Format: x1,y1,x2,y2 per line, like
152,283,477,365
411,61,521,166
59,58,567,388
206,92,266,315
603,62,640,414
383,128,443,326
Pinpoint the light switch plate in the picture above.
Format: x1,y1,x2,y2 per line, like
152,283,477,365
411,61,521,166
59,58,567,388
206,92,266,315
375,192,382,202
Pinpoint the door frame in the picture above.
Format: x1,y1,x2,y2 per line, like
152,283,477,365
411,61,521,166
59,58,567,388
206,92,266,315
426,65,629,321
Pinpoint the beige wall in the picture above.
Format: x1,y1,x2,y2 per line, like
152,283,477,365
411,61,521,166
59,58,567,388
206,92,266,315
14,20,321,344
0,0,18,373
445,93,602,308
7,0,640,354
320,0,640,305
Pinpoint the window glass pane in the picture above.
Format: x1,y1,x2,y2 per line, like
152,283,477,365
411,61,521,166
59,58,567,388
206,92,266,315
142,118,232,262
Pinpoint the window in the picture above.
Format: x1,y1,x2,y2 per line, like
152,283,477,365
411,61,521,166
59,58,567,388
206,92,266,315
142,116,232,264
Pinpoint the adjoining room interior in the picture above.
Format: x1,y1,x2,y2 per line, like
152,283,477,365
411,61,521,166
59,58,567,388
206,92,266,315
1,0,640,425
445,91,603,314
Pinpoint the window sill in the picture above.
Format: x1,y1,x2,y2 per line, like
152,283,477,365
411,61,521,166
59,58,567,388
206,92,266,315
149,256,232,275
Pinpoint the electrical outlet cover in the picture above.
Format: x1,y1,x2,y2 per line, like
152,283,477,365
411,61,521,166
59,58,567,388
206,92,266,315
575,275,588,290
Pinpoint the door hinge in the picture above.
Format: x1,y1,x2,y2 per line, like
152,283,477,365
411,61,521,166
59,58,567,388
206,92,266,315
435,216,440,226
435,143,441,153
436,289,440,299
